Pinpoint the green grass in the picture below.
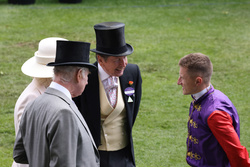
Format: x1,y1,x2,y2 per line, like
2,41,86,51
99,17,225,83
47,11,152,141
1,0,250,166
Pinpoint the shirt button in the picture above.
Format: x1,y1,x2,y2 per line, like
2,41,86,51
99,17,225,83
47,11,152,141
190,119,193,124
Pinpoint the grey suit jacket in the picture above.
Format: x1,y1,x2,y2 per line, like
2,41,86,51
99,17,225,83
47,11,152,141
13,87,100,167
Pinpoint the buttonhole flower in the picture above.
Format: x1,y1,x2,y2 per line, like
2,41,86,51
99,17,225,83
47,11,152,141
128,81,133,86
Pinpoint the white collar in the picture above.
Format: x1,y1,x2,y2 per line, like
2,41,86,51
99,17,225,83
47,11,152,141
49,81,72,101
192,85,211,100
98,63,110,82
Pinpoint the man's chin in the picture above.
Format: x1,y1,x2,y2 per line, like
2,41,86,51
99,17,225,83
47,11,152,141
183,92,191,95
182,90,188,95
114,71,124,77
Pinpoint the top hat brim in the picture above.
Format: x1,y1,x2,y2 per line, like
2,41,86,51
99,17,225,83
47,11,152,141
47,62,96,69
91,43,133,56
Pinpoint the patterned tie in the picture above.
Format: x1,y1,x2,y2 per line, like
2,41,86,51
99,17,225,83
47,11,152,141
103,76,118,107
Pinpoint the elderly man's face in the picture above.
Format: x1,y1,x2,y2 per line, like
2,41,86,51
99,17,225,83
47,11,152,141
98,55,128,77
72,68,90,98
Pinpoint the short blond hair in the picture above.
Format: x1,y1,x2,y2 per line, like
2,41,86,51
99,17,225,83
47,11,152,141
179,53,213,84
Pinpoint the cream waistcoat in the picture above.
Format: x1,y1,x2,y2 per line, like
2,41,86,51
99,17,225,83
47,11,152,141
98,76,128,151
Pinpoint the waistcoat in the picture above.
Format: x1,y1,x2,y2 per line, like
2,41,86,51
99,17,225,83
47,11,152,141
98,77,128,151
187,85,240,167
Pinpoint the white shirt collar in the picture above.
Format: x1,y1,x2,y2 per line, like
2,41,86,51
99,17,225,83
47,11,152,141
49,81,72,101
192,85,211,100
98,63,110,82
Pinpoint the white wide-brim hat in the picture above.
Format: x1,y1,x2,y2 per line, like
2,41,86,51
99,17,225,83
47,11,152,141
21,37,68,78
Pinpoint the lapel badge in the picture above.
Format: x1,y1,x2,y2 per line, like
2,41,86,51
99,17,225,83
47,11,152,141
128,96,133,103
125,81,135,103
124,87,135,96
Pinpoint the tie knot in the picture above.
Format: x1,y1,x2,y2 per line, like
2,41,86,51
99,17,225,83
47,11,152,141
104,76,118,90
103,76,118,108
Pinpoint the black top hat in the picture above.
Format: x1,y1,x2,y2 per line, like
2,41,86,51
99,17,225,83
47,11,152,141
91,22,134,56
47,40,96,69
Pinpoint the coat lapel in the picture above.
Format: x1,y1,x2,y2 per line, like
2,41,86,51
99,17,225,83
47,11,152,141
119,71,133,126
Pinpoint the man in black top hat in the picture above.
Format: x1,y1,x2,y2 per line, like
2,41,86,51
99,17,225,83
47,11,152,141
74,22,142,167
13,41,100,167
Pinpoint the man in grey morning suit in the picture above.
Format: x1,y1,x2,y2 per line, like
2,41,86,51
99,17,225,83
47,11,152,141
13,41,100,167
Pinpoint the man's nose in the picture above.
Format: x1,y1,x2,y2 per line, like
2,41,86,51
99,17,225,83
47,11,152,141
177,77,181,85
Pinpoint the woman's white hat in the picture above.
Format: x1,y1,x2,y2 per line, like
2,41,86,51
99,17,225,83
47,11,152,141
21,37,68,78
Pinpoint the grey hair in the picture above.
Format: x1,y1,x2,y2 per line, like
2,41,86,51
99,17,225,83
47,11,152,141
96,54,109,62
53,66,89,83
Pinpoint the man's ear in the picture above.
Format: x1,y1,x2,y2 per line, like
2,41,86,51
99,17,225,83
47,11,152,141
195,77,202,86
76,69,82,83
97,55,102,64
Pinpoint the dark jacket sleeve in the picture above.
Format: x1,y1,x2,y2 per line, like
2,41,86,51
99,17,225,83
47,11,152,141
13,130,28,164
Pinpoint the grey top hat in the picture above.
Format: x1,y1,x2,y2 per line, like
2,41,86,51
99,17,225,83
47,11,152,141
91,22,134,56
47,40,96,69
